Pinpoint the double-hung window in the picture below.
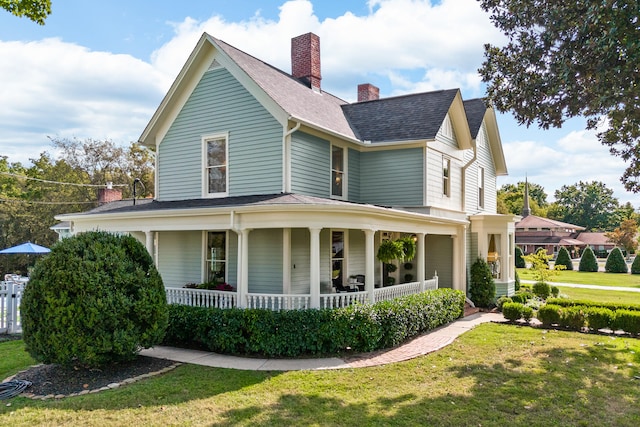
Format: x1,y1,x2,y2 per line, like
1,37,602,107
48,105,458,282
206,231,226,284
204,135,228,197
442,157,451,197
331,145,345,198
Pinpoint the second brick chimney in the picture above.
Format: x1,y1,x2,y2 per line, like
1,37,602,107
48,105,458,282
97,182,123,204
291,33,321,91
358,83,380,102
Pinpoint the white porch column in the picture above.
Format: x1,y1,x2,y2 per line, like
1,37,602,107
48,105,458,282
501,232,509,282
363,229,376,304
144,231,154,260
237,229,251,308
309,227,322,309
451,227,464,292
416,232,425,291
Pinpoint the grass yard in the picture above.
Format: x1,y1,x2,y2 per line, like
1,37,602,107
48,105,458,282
555,286,640,305
517,268,640,288
1,324,639,426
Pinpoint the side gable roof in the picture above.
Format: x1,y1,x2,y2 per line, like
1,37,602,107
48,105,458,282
463,98,508,175
516,214,586,231
341,89,471,146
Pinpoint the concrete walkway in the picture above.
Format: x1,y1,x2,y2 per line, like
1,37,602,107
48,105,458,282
522,279,640,293
140,312,504,371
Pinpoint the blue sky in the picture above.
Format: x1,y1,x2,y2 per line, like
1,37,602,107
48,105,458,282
0,0,635,206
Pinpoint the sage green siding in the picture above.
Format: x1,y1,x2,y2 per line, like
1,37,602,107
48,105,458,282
157,231,202,287
348,148,361,202
158,67,282,200
248,229,283,293
360,148,424,206
227,231,238,287
291,131,330,197
291,228,310,293
348,229,365,278
425,234,453,289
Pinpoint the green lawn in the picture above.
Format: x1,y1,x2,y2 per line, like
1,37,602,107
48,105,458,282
517,268,640,288
555,286,640,305
1,325,639,426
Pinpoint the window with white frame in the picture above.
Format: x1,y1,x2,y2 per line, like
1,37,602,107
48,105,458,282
331,230,345,289
442,156,450,197
478,166,485,209
206,231,226,284
204,135,228,196
331,145,345,197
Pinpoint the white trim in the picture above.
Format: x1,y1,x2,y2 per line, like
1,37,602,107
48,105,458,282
202,132,229,198
283,228,291,294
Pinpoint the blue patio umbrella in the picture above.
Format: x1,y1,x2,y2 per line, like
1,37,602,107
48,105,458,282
0,242,50,254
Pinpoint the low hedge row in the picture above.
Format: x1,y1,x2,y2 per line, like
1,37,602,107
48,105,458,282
162,288,465,357
545,298,640,312
537,304,640,334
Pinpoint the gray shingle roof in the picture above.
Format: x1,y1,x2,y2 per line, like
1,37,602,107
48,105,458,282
341,90,459,143
463,98,487,139
75,193,386,216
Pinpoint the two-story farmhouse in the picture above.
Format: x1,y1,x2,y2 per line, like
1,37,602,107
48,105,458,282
58,32,519,308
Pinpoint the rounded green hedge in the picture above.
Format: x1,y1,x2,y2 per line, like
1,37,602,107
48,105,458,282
605,247,628,273
579,247,599,272
21,231,168,368
469,258,495,308
631,255,640,274
555,246,573,271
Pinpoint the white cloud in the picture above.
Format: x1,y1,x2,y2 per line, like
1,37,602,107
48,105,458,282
0,38,166,164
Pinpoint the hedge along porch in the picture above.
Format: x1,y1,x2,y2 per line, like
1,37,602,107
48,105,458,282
63,194,468,309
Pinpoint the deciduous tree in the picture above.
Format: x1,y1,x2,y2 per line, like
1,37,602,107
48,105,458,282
0,0,51,24
479,0,640,192
550,181,620,231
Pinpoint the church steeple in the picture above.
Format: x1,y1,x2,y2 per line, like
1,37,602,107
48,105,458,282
522,176,531,218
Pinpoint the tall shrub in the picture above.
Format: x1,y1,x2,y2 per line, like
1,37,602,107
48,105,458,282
21,231,168,368
632,255,640,274
605,247,628,273
555,246,573,271
469,258,495,308
579,246,599,272
515,246,525,268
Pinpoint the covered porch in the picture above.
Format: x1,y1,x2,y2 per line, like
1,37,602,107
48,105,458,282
60,194,468,309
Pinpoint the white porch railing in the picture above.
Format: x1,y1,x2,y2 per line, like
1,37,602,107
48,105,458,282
165,287,237,309
0,281,24,334
321,291,368,308
165,276,438,311
245,293,311,310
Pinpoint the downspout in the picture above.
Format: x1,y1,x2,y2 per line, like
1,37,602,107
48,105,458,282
461,139,477,212
283,121,301,193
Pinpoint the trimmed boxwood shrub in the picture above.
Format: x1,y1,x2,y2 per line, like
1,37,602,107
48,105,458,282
502,302,524,322
613,310,640,335
163,288,465,357
546,298,640,312
515,246,525,268
579,246,599,272
585,307,615,331
605,247,628,273
537,304,562,326
515,270,521,291
532,281,551,299
550,285,560,298
631,255,640,274
511,291,532,304
555,246,573,270
469,258,495,308
522,306,534,323
559,306,587,330
496,296,512,311
21,231,168,368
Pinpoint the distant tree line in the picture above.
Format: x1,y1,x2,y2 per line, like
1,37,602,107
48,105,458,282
0,137,154,275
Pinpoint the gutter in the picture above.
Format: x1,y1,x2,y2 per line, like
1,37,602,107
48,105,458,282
460,140,477,212
283,121,301,193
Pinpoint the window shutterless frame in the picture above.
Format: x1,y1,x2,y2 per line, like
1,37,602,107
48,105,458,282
202,133,229,198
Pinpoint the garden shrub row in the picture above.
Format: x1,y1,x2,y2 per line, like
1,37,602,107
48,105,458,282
536,303,640,335
545,298,640,312
162,288,465,357
502,302,533,323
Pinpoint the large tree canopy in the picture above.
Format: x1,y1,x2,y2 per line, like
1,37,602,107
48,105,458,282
497,181,548,216
0,0,51,24
549,181,621,231
479,0,640,191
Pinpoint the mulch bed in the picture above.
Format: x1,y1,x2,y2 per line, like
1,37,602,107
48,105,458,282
10,356,176,397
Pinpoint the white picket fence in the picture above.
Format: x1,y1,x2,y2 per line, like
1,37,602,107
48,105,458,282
0,282,24,334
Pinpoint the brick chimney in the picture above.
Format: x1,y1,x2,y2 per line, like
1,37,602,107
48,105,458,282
358,83,380,102
97,182,122,204
291,33,321,91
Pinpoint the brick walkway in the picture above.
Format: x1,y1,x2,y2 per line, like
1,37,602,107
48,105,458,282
142,312,505,371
